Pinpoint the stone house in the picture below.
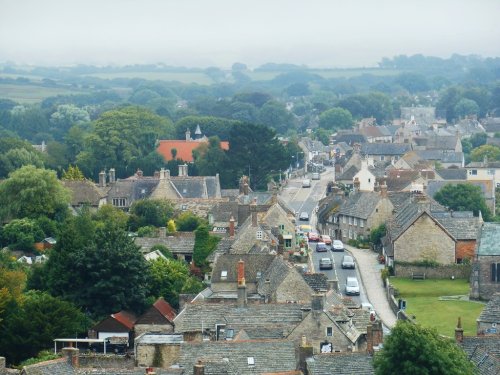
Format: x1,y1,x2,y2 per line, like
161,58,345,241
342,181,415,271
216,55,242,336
412,134,462,153
335,186,394,241
414,150,464,168
466,160,500,188
135,333,183,368
400,106,436,126
471,223,500,300
62,179,108,212
384,196,482,267
358,125,393,143
361,143,411,163
134,298,177,338
476,293,500,335
316,190,345,239
482,117,500,137
352,160,376,192
135,230,195,263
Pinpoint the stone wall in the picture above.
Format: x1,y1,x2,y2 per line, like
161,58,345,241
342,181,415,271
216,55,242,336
135,344,181,368
394,263,471,279
471,255,500,300
394,214,455,265
134,324,173,339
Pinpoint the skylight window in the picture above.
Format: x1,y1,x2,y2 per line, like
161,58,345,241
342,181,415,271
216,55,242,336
247,357,255,366
221,270,228,280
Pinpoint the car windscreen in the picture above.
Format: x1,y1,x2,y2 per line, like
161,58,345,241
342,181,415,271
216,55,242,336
346,279,358,287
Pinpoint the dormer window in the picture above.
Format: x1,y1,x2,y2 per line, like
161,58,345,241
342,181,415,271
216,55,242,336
221,270,227,280
247,357,255,366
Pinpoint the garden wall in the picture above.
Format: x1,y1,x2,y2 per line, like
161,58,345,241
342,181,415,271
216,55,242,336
394,263,471,279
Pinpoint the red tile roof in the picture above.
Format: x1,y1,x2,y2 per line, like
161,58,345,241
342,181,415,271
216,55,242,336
157,140,229,162
153,297,177,322
111,310,137,330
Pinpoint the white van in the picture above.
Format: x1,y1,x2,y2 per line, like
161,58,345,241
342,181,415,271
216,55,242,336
302,179,311,188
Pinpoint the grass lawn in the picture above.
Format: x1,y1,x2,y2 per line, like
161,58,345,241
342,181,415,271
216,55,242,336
0,83,85,104
390,278,485,338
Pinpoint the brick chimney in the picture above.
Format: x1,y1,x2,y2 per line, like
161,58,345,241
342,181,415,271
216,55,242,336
455,317,464,343
366,320,383,354
311,293,324,320
109,168,116,183
99,170,106,187
237,259,247,308
178,164,188,177
250,198,258,227
229,216,235,237
136,169,143,178
380,183,388,198
62,347,79,368
193,360,205,375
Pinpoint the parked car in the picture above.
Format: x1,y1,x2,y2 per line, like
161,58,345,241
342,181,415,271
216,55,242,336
319,257,333,270
302,179,311,188
299,211,309,221
316,242,328,252
312,172,320,180
319,235,332,245
332,240,344,251
345,276,360,296
308,231,319,241
341,255,355,269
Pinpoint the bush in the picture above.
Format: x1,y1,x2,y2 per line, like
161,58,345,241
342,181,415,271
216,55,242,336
137,226,157,238
150,244,173,259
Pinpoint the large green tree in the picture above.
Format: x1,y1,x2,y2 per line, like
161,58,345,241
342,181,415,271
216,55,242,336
44,218,150,317
77,106,174,178
193,136,228,176
374,321,475,375
0,291,85,365
434,183,492,221
0,166,70,221
470,144,500,162
0,218,45,251
318,107,353,131
193,225,220,270
128,199,175,231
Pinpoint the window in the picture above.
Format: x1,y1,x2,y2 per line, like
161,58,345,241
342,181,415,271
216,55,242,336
326,327,333,336
112,198,126,207
380,155,385,161
368,178,371,183
353,218,358,226
226,328,234,340
349,217,353,225
221,270,228,280
469,169,478,176
181,204,188,211
256,230,263,240
360,219,364,228
247,357,255,366
488,169,495,176
285,238,292,248
348,229,353,239
491,263,500,282
343,216,346,224
279,224,285,231
333,216,338,223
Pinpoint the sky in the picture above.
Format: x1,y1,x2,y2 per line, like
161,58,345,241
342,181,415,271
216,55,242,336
1,0,500,68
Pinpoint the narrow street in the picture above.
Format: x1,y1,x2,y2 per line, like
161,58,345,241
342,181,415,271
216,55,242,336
280,165,397,328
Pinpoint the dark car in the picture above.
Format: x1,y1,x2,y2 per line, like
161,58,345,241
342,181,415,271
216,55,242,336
316,242,328,252
319,257,333,270
341,255,355,269
299,212,309,221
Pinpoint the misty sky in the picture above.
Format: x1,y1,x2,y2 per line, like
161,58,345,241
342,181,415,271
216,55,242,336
1,0,499,68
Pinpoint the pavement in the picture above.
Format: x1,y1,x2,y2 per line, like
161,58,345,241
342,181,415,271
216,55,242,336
345,244,397,328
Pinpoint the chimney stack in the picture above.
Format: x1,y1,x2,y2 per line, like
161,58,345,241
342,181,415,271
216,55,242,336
380,183,388,198
109,168,116,183
243,182,249,196
186,128,191,141
455,317,464,343
62,347,79,368
99,171,106,187
136,169,143,178
264,279,271,303
229,216,235,238
193,360,205,375
328,279,338,292
311,293,324,320
366,320,383,354
250,198,258,227
353,177,360,193
159,227,167,238
237,260,247,308
298,336,313,374
178,164,188,177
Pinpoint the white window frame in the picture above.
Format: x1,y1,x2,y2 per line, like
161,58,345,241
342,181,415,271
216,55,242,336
349,217,353,225
353,218,358,226
221,270,228,280
360,219,364,228
256,230,263,240
342,216,346,224
112,198,127,207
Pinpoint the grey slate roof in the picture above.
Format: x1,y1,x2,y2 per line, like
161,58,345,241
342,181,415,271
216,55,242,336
211,253,275,283
302,273,329,291
436,168,467,180
134,233,195,254
173,302,305,334
477,223,500,256
467,346,500,375
306,353,375,375
431,211,481,240
337,165,359,182
208,201,239,225
415,150,464,163
461,336,500,359
171,176,220,199
62,180,107,207
362,143,411,156
337,192,382,219
478,293,500,323
333,133,367,145
257,256,292,296
177,340,297,375
427,180,494,201
107,178,159,206
413,135,459,151
135,333,183,345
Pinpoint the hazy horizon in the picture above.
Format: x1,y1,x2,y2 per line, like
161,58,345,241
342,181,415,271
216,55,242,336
1,0,500,69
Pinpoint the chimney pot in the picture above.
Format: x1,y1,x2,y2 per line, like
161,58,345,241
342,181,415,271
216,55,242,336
109,168,116,183
455,317,464,343
229,216,235,237
237,260,247,308
193,360,205,375
99,171,106,187
62,347,79,368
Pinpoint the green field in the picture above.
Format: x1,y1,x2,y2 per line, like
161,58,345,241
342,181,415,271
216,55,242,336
0,83,85,104
390,278,485,337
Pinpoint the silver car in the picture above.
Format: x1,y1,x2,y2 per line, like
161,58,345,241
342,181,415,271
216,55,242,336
341,255,355,269
345,276,360,296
